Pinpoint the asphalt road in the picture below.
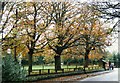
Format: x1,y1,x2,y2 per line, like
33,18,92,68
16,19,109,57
80,68,118,81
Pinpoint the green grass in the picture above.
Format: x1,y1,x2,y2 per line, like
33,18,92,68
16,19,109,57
23,65,101,75
23,65,54,70
23,65,99,70
23,65,84,70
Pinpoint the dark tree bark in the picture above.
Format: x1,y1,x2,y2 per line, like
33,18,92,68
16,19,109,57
84,49,90,73
14,46,17,62
84,51,89,67
54,55,61,70
14,9,18,62
54,46,63,70
28,49,34,75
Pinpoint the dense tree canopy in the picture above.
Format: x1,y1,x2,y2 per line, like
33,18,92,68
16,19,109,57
1,2,113,73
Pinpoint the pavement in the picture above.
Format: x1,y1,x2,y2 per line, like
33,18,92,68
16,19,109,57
80,68,118,81
34,68,119,83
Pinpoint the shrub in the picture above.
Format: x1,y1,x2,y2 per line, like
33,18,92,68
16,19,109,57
21,58,29,66
2,54,26,82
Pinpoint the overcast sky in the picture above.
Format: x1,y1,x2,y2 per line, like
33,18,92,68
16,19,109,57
106,38,118,54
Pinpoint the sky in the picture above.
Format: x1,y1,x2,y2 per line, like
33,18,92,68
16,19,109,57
106,38,118,54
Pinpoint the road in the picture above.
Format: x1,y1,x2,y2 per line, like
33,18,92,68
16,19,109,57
80,68,118,81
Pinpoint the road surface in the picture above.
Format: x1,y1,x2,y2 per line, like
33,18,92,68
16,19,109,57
80,68,118,81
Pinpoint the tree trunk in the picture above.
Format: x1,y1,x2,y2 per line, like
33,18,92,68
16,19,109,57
84,50,90,73
54,55,61,70
14,46,17,62
28,50,33,75
84,54,89,67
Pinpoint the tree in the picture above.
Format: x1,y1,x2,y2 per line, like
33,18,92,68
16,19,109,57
78,5,112,70
15,2,51,74
2,2,51,74
2,2,29,62
92,1,120,33
1,2,26,63
93,1,120,18
2,53,26,81
0,2,15,41
1,2,113,74
44,2,84,70
113,53,117,66
36,56,45,65
111,52,120,67
44,2,112,70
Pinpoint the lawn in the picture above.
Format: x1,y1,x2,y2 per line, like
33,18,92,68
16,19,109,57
23,65,84,70
23,65,101,75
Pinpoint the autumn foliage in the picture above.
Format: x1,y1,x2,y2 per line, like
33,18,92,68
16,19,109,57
1,2,112,73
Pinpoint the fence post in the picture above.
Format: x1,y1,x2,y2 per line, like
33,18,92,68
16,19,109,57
74,68,76,71
39,70,41,75
62,69,64,73
48,69,50,74
55,69,57,73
